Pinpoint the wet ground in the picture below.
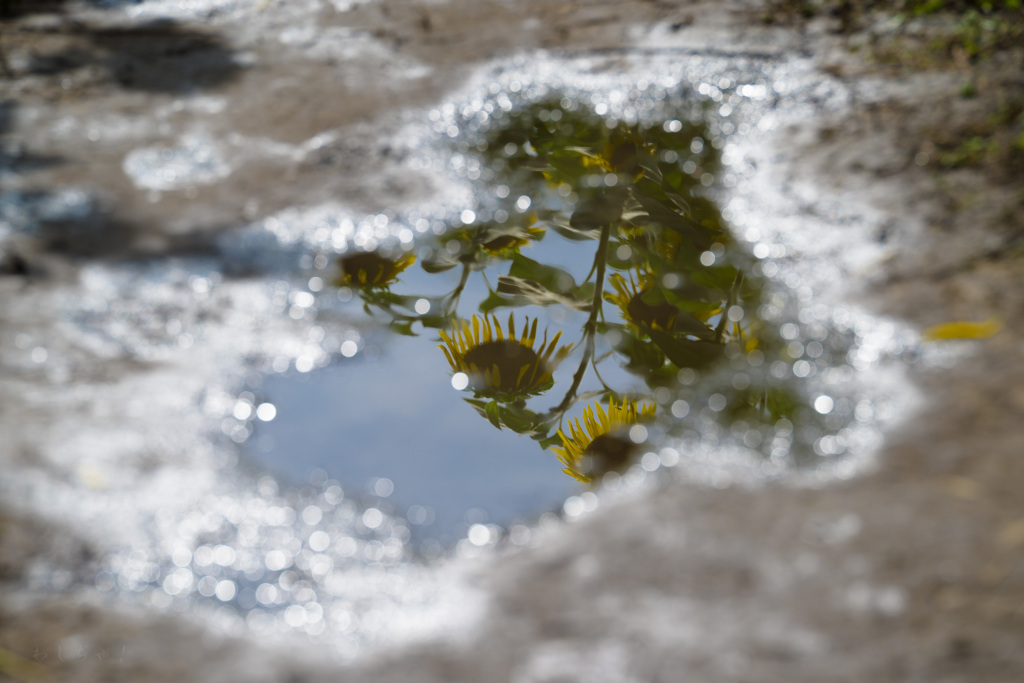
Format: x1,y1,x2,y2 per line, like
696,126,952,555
2,1,1023,681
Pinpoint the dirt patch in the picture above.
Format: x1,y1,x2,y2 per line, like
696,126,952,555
1,1,1023,682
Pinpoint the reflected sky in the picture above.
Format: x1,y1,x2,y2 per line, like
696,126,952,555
227,84,891,549
240,93,867,509
0,0,924,656
249,333,579,539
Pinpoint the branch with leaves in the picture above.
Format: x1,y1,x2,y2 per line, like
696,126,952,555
329,99,823,481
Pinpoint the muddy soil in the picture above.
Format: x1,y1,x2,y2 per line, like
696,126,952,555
2,1,1022,682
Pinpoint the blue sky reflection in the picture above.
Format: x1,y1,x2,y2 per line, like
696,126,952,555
249,331,580,539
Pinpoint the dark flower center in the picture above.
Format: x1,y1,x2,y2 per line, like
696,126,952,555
339,252,396,284
609,141,640,174
583,432,637,478
482,234,522,252
627,290,677,329
463,340,544,391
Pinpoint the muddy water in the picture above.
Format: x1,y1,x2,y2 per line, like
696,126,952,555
4,0,901,645
2,1,1020,681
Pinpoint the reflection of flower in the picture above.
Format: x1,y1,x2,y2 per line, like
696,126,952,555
481,224,545,255
553,397,656,482
439,313,571,399
608,271,678,331
335,251,415,288
577,130,656,176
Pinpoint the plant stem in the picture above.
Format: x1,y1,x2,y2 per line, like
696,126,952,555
714,270,744,343
545,220,613,417
445,263,472,313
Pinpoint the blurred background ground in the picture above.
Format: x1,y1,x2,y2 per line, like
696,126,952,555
1,1,1022,681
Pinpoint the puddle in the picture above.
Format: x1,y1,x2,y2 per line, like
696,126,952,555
0,0,922,664
248,347,577,543
244,89,881,542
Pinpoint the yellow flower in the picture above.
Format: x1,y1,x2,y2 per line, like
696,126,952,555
922,317,1001,341
576,129,656,176
552,397,656,482
439,313,572,400
480,224,545,255
607,270,679,331
335,250,415,288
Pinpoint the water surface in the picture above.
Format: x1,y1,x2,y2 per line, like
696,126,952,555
0,0,917,660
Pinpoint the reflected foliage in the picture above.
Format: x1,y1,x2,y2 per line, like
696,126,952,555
333,99,845,481
336,250,415,288
439,314,571,402
553,397,657,482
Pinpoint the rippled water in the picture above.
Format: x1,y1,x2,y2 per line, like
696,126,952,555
0,0,921,663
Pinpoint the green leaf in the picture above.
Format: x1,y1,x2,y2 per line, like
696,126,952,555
599,323,666,373
534,433,564,449
761,387,799,420
565,145,603,160
569,190,625,230
373,291,418,308
663,191,692,215
639,287,667,305
496,253,591,309
663,291,722,314
485,400,502,429
498,404,539,433
620,196,650,226
476,224,546,252
606,240,638,269
631,192,681,224
637,157,664,183
574,388,610,405
647,328,723,368
497,275,591,310
479,290,518,313
418,315,449,329
634,289,715,339
670,235,704,269
671,310,717,340
550,216,601,241
632,192,712,249
691,265,738,292
389,320,417,336
518,157,554,172
507,253,578,294
464,398,492,421
421,257,460,274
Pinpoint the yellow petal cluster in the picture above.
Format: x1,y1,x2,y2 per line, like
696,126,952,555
922,317,1001,342
335,251,415,288
552,397,656,482
607,270,679,331
439,313,571,399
